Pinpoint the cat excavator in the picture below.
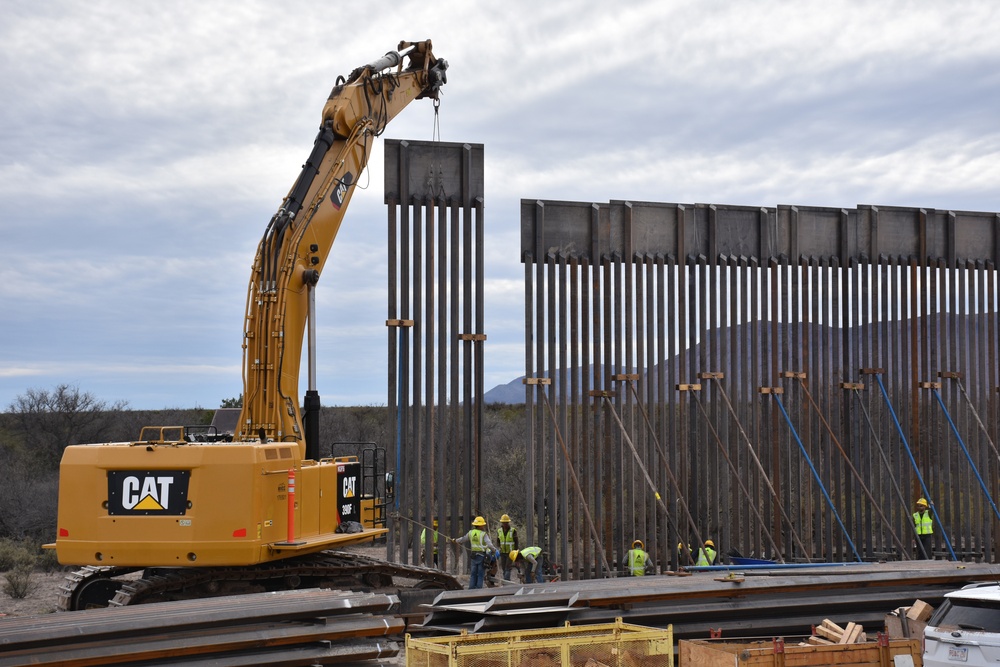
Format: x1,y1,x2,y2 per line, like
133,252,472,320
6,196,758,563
48,40,460,610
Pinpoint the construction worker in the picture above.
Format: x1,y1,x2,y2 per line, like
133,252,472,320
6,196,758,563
913,498,934,559
420,519,440,567
454,516,495,589
696,539,719,566
509,546,544,583
626,539,654,576
496,514,519,582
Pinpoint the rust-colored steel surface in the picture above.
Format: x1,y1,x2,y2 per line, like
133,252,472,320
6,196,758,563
418,560,1000,638
384,140,485,569
0,589,402,666
522,200,1000,577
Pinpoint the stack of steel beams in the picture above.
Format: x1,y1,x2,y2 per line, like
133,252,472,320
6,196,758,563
0,589,402,666
416,560,1000,640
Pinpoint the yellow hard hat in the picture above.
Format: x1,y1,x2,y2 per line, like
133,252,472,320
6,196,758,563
916,498,928,507
433,519,439,528
509,549,520,561
632,539,643,548
472,516,486,526
500,514,511,523
704,539,715,548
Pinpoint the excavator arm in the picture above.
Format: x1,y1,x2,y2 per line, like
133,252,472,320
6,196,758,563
238,40,447,450
49,42,460,601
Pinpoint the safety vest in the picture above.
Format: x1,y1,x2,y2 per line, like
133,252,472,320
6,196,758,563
627,548,648,576
520,546,542,560
913,510,934,535
421,528,439,553
498,527,517,554
696,546,717,566
468,528,487,552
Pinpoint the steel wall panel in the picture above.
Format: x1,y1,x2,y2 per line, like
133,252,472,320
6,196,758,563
522,196,1000,575
524,200,1000,268
385,140,484,571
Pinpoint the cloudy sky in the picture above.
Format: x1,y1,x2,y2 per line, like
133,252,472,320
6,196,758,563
2,1,999,411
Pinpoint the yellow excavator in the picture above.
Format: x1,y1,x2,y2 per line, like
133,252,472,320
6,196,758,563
48,40,460,609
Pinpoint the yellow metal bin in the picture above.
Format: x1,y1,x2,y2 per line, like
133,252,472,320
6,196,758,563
406,618,673,667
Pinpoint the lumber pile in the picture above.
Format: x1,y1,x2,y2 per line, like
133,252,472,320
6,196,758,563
802,618,867,646
884,599,935,639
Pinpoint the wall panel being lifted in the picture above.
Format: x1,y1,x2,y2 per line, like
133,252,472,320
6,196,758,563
384,139,485,569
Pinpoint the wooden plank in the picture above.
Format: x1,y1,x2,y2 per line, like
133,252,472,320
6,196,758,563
906,600,933,621
822,619,847,635
816,626,842,642
845,624,865,644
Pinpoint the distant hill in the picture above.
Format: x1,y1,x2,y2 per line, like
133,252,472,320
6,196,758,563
484,376,528,404
484,364,617,404
483,313,987,405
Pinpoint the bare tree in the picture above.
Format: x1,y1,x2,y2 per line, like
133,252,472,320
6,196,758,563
479,404,528,523
5,384,129,467
0,448,58,541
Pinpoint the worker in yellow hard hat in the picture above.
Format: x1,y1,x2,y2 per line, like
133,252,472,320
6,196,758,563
420,519,440,567
496,513,519,582
626,539,653,576
696,538,718,566
913,498,934,559
454,515,495,589
509,545,544,583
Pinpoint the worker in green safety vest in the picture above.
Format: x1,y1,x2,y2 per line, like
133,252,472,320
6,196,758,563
510,546,544,583
913,498,934,559
420,519,440,567
454,516,495,589
696,539,718,566
496,514,519,581
626,539,654,576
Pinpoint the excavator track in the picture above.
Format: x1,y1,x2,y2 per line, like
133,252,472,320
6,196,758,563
59,551,461,610
57,565,142,611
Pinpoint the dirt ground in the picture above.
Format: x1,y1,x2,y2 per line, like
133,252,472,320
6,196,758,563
0,570,64,618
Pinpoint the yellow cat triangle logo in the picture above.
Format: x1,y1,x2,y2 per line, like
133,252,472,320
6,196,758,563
135,495,165,511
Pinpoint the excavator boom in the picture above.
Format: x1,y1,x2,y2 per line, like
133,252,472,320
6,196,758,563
240,40,447,451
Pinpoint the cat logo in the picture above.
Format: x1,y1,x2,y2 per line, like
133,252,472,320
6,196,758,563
107,470,190,516
331,172,354,210
336,462,360,524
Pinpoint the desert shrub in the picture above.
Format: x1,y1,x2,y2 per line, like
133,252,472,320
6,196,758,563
3,565,36,599
0,538,36,572
36,547,62,573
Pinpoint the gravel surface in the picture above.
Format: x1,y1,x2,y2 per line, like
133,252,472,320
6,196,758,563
0,570,63,618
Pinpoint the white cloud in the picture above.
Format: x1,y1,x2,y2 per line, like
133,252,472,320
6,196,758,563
2,0,999,409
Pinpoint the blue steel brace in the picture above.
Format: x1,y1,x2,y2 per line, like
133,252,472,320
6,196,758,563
931,388,1000,523
772,395,863,563
874,375,958,561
